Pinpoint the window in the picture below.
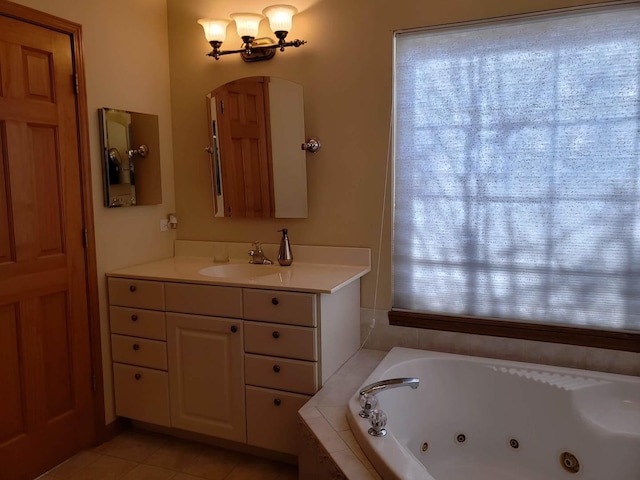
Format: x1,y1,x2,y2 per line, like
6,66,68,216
391,3,640,351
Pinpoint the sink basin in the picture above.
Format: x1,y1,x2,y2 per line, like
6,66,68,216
198,263,285,279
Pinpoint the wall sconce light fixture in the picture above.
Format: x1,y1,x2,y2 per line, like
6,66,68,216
198,4,306,62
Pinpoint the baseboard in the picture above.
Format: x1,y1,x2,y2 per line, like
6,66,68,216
131,420,297,465
98,417,132,444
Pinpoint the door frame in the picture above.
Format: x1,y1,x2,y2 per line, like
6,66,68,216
0,0,105,444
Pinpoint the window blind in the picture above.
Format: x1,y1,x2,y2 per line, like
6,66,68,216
393,4,640,331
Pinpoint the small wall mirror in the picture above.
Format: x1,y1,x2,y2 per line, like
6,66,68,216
99,108,162,207
206,76,308,218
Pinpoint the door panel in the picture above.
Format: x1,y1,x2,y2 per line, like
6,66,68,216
0,304,24,445
0,122,14,264
0,12,95,480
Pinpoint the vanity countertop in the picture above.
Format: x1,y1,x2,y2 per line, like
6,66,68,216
106,255,371,294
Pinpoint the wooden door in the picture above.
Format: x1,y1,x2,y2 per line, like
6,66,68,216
215,76,273,217
166,313,246,443
0,12,96,480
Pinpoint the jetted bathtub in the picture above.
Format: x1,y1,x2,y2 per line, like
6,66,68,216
347,347,640,480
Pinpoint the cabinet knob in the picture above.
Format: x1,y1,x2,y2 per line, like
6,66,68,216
272,331,280,339
274,398,281,406
133,343,140,351
129,285,137,292
230,325,238,333
271,297,279,306
131,314,138,322
273,365,281,373
134,373,141,380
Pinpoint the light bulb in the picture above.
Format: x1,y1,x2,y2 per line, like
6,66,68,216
197,18,230,43
262,4,297,33
230,12,263,39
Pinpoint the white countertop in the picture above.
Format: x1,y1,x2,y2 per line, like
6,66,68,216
106,254,371,294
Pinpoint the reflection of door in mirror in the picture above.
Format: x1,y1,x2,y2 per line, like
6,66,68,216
207,76,308,218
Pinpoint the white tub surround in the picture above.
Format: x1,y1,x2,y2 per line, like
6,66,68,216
105,242,370,458
299,349,387,480
347,347,640,480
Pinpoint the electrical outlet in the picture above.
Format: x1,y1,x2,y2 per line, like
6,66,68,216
160,219,169,232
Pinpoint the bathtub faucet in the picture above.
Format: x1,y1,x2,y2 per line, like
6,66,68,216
358,377,419,418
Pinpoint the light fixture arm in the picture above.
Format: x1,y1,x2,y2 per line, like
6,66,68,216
207,37,306,61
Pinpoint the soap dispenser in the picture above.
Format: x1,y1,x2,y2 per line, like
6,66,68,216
277,228,293,266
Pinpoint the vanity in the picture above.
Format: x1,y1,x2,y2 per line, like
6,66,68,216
106,242,370,457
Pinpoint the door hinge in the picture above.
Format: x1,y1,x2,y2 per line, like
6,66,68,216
91,373,97,393
73,74,79,95
82,228,88,248
220,100,224,114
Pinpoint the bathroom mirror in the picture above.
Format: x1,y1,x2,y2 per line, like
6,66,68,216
206,76,308,218
99,108,162,207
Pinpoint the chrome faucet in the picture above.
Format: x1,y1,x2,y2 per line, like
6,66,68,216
248,241,273,265
359,377,419,418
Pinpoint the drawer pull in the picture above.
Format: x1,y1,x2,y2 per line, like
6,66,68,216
129,285,137,292
274,398,281,406
134,373,142,380
133,343,140,351
273,364,281,373
272,331,280,339
271,297,279,305
230,325,238,333
131,314,138,322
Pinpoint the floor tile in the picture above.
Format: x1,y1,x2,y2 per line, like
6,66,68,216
171,474,206,480
180,447,244,480
65,455,138,480
95,430,170,463
48,451,102,478
47,429,297,480
225,457,296,480
144,439,207,472
121,464,177,480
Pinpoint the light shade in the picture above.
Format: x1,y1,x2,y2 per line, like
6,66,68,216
230,12,263,39
262,4,298,32
198,18,230,42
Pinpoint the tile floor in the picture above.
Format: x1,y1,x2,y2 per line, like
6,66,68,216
39,429,298,480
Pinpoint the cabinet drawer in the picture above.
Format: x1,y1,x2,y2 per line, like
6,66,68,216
165,282,242,318
108,277,164,310
246,386,311,455
110,306,166,340
113,363,171,427
245,354,318,395
244,321,317,361
243,289,316,327
111,334,167,370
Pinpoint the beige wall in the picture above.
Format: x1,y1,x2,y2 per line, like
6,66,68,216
168,0,640,375
11,0,176,423
167,0,605,310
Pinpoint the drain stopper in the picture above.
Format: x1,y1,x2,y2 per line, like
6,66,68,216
509,439,520,449
455,433,466,444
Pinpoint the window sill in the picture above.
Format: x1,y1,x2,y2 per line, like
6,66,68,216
388,310,640,353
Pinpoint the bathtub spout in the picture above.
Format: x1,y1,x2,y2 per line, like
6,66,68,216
359,377,419,418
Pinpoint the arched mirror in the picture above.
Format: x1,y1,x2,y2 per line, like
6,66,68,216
206,76,308,218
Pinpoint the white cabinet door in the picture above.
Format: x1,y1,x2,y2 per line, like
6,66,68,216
167,313,245,443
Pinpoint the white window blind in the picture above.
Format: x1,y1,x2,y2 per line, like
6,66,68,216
393,4,640,332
